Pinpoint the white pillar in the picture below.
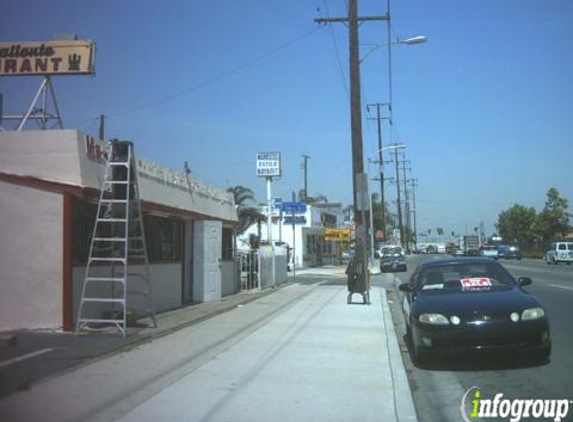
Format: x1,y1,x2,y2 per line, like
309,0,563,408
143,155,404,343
267,176,272,244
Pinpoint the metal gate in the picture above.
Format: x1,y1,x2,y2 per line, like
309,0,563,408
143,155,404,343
237,250,259,291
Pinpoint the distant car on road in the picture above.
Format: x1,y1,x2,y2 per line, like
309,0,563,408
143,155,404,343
398,257,551,365
506,245,522,260
497,244,521,260
380,253,407,273
545,241,573,265
480,245,499,260
342,248,355,263
379,245,404,257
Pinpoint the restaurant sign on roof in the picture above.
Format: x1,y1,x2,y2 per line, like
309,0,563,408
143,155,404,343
0,40,95,76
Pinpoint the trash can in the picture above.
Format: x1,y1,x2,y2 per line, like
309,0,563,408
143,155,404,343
345,257,370,305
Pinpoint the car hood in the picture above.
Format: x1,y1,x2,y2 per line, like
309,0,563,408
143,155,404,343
414,286,540,315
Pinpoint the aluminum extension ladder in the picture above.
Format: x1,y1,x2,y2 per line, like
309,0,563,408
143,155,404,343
75,140,156,338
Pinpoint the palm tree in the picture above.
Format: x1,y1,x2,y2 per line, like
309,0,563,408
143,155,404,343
227,186,255,207
227,186,265,235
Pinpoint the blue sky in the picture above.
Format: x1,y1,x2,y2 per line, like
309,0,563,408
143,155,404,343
1,0,572,237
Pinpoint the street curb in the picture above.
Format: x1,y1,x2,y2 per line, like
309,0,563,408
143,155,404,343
379,287,419,422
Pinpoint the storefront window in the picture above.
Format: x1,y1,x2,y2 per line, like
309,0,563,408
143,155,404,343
145,215,182,263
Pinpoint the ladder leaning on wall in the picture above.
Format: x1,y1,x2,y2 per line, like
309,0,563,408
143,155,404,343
75,140,157,338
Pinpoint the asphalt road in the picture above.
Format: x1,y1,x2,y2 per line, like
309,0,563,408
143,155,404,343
383,254,573,422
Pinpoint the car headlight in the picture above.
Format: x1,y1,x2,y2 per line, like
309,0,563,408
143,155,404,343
419,313,450,325
521,307,545,321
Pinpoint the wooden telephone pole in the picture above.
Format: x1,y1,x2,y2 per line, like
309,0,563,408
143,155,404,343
315,0,389,278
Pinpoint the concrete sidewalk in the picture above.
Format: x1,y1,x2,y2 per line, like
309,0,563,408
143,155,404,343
0,269,417,422
0,283,291,398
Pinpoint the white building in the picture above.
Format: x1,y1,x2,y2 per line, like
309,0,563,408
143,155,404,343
239,202,347,268
0,130,239,331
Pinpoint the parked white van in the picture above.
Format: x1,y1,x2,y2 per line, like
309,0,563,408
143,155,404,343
545,241,573,265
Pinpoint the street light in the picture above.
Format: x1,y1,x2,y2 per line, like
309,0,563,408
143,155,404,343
400,35,427,45
360,35,427,63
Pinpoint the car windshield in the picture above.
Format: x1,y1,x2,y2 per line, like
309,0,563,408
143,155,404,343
381,246,402,256
382,253,403,259
416,262,516,291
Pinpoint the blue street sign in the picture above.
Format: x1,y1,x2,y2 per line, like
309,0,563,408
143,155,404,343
281,202,307,214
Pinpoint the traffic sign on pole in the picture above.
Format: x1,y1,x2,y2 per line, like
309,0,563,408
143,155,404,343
281,202,307,214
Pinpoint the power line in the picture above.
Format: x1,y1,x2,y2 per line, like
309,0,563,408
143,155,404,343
321,0,350,99
71,26,323,125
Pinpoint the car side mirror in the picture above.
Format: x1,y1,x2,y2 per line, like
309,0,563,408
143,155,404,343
399,283,414,293
518,277,532,286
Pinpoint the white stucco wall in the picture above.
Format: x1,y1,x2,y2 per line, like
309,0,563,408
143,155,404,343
221,260,238,297
0,130,239,329
0,181,63,329
0,130,84,186
0,130,238,223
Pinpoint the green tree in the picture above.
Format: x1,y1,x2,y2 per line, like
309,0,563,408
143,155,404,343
496,204,537,248
534,187,571,244
227,186,265,235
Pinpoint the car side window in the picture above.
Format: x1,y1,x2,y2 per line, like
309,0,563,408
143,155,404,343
558,244,566,250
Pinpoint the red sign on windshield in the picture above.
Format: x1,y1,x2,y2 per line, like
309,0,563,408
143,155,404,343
460,278,493,288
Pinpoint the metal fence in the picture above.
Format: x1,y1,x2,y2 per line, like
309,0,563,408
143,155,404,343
237,250,259,291
237,247,288,292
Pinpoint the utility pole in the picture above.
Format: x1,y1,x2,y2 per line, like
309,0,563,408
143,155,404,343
302,154,310,202
367,102,390,242
393,145,404,248
409,178,418,250
400,155,411,252
315,0,389,280
98,114,105,140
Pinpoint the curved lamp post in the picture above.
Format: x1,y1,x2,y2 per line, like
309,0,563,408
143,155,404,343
360,35,427,63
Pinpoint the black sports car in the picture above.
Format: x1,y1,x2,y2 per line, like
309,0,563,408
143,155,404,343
380,253,407,273
399,257,551,365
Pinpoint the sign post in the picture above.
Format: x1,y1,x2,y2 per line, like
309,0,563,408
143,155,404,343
256,152,281,244
281,197,307,277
